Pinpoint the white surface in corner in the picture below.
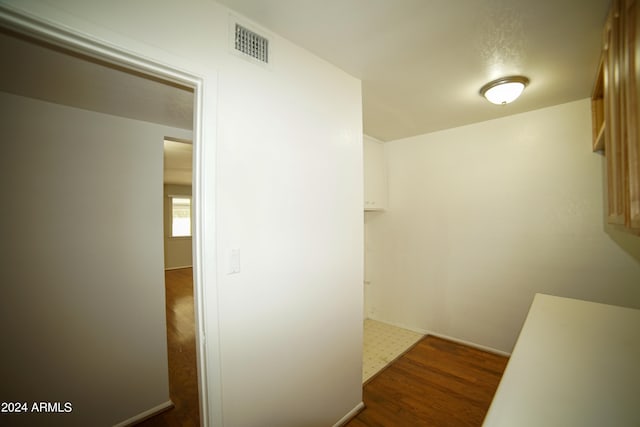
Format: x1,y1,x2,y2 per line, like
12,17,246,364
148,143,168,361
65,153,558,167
484,294,640,427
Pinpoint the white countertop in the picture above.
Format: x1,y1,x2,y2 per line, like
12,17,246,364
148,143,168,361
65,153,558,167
483,293,640,427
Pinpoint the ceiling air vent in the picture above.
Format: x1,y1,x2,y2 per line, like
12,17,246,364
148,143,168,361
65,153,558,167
234,23,269,64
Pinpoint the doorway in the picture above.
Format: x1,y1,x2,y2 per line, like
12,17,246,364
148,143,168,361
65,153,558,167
0,10,213,426
141,138,200,425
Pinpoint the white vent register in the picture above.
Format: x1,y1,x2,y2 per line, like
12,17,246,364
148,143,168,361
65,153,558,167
234,23,269,63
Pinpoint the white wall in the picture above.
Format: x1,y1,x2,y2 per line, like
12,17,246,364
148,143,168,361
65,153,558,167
215,17,364,427
164,184,193,270
0,1,364,426
366,99,640,353
0,92,192,426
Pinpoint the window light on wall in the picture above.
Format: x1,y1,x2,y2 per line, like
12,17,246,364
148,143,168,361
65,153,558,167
170,196,191,237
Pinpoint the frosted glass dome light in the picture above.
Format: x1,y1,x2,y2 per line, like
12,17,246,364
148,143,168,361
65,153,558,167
480,76,530,105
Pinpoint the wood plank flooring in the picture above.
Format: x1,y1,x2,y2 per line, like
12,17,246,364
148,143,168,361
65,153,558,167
347,336,508,427
137,268,200,427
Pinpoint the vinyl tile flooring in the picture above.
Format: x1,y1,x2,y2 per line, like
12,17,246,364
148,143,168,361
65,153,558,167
362,319,424,383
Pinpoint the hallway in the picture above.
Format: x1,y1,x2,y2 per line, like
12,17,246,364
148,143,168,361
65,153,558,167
138,268,199,426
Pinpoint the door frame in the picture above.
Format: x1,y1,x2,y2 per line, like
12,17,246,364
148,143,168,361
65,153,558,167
0,5,220,427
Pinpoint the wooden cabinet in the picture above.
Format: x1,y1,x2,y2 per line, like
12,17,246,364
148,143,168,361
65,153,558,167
594,0,640,233
591,57,605,152
603,0,626,225
363,135,387,211
625,0,640,230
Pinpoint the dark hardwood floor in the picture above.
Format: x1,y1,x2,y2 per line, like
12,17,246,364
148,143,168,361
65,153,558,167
347,336,508,427
137,268,200,427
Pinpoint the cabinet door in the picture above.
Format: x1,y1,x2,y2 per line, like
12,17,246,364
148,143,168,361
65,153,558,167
604,0,627,225
625,0,640,230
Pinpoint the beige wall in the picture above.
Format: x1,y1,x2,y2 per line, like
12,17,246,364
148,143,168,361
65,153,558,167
164,184,192,269
0,91,192,426
366,99,640,353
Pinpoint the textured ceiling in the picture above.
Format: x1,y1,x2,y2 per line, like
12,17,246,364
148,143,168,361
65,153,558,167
217,0,610,141
0,1,611,143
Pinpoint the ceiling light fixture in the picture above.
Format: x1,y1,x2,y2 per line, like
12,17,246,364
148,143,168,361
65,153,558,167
480,76,530,105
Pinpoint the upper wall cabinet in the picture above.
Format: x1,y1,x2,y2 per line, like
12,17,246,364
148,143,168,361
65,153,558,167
593,0,640,233
363,135,387,211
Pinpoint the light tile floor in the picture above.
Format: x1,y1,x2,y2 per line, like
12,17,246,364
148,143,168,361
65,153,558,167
362,319,424,383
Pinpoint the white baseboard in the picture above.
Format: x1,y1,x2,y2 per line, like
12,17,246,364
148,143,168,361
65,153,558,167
333,402,365,427
164,265,193,271
424,330,511,357
112,400,174,427
367,317,511,357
